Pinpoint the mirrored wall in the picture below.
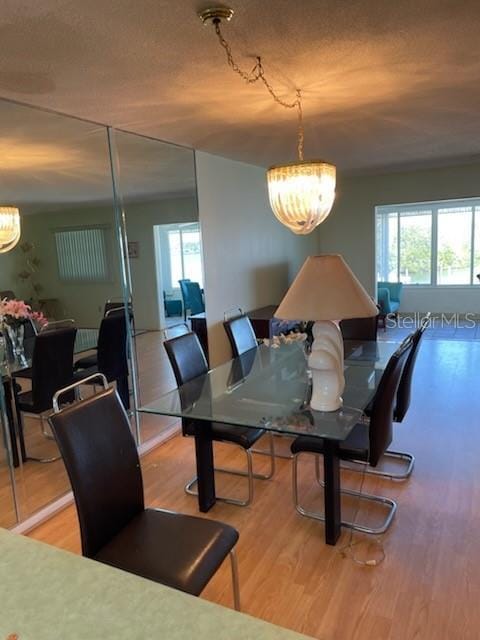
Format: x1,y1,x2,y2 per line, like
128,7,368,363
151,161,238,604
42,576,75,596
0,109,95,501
0,98,204,526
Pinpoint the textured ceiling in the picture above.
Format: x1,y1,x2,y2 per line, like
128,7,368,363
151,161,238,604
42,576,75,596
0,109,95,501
1,0,480,172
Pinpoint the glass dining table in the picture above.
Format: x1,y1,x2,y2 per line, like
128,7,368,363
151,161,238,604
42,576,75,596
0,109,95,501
140,339,400,546
1,327,99,466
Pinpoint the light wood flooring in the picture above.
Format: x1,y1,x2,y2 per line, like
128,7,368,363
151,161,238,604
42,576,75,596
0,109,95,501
25,337,480,639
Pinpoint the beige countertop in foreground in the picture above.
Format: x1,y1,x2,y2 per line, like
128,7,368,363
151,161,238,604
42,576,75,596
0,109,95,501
0,528,313,640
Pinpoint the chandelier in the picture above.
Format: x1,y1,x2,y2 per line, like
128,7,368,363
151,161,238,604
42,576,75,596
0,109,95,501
199,6,336,235
0,206,21,253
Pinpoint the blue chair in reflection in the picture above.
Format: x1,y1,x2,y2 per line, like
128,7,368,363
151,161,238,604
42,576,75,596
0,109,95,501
178,279,205,319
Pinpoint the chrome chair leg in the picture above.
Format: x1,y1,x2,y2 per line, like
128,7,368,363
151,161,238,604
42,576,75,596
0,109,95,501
341,450,415,480
229,548,241,611
185,434,275,507
293,453,397,535
22,414,61,463
252,433,293,459
186,447,254,506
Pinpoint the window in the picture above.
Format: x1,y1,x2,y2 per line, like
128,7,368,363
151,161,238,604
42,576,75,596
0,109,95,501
376,199,480,286
168,224,203,289
55,227,110,282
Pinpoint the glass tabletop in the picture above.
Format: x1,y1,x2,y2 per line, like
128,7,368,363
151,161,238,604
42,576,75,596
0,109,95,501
1,327,99,378
140,340,400,442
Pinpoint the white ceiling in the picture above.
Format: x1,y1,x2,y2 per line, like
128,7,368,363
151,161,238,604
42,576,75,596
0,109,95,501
1,0,480,173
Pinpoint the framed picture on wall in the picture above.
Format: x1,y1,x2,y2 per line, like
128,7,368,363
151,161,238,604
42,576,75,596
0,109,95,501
128,241,139,259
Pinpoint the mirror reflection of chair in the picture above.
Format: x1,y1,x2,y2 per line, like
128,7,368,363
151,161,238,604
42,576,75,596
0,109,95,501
74,313,130,410
178,279,191,320
291,335,414,535
49,378,241,609
13,326,77,463
164,331,275,507
185,281,205,315
179,279,205,319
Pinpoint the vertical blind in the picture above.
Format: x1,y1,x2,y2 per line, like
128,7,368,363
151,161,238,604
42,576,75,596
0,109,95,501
55,227,109,282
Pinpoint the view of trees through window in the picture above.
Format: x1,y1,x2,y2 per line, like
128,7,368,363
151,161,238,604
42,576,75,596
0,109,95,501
376,200,480,286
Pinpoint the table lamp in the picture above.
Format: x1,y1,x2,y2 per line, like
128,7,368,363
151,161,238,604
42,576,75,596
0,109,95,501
275,255,378,411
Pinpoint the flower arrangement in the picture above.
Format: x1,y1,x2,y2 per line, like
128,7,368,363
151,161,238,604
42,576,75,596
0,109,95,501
0,298,47,329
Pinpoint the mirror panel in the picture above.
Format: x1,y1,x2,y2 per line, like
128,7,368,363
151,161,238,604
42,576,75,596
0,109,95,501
110,129,204,444
0,99,122,520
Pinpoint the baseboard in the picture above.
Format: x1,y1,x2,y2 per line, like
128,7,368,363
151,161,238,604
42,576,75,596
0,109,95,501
10,423,181,535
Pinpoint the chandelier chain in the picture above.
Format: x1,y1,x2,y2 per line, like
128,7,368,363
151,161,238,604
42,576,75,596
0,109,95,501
213,20,304,161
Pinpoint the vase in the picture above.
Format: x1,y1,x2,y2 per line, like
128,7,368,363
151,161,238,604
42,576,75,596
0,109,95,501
6,322,27,367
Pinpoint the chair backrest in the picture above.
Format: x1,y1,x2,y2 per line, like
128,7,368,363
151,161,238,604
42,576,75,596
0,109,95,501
394,314,429,422
163,322,190,340
97,313,128,381
0,290,15,300
185,281,205,315
49,387,144,558
368,335,414,466
164,331,207,386
340,315,378,342
31,327,77,412
377,282,403,303
178,279,191,314
40,319,75,333
104,301,134,319
224,314,258,357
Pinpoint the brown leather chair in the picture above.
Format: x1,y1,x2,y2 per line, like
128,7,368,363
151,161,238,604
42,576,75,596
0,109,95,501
14,327,77,463
74,313,130,410
291,335,414,535
164,332,274,507
49,379,240,609
359,313,430,480
223,314,258,357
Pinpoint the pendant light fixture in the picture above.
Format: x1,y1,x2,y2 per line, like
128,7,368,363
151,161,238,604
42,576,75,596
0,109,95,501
199,6,336,235
0,206,21,253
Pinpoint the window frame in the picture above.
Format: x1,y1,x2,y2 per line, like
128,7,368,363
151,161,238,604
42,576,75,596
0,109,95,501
375,197,480,287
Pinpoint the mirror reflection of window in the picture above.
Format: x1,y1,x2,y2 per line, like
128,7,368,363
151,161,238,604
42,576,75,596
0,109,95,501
167,224,203,289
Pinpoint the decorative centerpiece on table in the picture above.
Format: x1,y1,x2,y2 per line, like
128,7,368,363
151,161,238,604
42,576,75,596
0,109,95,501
0,298,47,366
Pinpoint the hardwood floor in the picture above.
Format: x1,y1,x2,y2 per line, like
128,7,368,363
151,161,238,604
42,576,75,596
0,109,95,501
26,338,480,639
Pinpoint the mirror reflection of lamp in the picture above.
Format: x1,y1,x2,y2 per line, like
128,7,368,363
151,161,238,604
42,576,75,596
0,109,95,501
0,206,21,253
275,255,378,411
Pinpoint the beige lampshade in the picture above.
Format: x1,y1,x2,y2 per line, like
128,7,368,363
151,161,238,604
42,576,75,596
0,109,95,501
275,254,378,321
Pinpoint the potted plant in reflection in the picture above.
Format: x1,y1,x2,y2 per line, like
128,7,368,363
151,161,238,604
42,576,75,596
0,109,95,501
0,298,47,366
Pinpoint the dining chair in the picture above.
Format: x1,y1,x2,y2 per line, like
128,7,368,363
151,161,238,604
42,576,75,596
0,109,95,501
185,281,205,316
14,319,73,381
164,331,275,507
353,313,430,480
13,326,77,463
74,313,130,410
48,377,241,609
178,279,191,320
223,313,258,358
223,313,293,460
291,335,414,535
